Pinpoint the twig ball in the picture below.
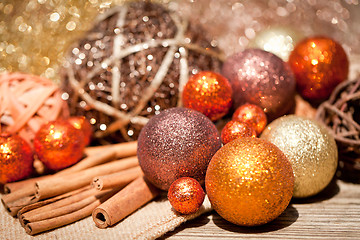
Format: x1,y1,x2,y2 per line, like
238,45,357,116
61,1,223,144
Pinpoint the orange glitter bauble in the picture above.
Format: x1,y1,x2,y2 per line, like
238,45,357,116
168,177,205,215
232,103,267,136
205,137,294,226
34,120,85,171
183,71,232,121
0,132,34,184
68,116,93,146
220,120,256,144
288,36,349,101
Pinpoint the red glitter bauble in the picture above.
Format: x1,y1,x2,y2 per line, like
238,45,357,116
288,36,349,101
34,120,85,171
232,103,267,136
183,71,232,121
137,107,222,190
0,132,34,184
68,116,93,146
168,177,205,215
222,49,296,120
221,120,256,145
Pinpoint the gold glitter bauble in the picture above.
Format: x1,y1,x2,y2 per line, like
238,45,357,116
261,115,338,198
205,137,294,226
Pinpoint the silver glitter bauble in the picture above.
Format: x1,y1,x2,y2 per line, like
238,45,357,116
261,115,338,198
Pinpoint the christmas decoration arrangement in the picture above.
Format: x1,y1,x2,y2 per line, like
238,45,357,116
1,0,360,239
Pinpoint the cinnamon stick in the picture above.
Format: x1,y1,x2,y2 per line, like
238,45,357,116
92,176,160,228
92,166,143,191
57,150,117,176
24,190,115,235
35,156,139,200
84,140,137,158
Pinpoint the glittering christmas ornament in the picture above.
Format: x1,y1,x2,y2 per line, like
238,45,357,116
222,49,296,120
68,116,93,146
182,71,232,121
220,120,256,145
0,72,69,147
206,137,294,226
61,1,223,144
261,115,338,198
137,107,221,190
34,120,85,171
168,177,205,215
232,103,267,136
288,36,349,101
0,132,34,184
249,26,303,61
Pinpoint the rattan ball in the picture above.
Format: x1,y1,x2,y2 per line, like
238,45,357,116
60,1,223,144
0,72,69,147
316,77,360,182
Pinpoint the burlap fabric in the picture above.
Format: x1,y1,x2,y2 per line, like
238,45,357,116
0,193,212,239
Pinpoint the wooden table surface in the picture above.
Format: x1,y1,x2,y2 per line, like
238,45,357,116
161,178,360,239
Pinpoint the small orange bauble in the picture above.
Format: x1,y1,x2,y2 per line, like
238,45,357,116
183,71,232,121
168,177,205,215
0,132,34,184
232,103,267,136
34,120,85,171
68,116,93,146
288,36,348,100
206,137,294,226
220,120,256,144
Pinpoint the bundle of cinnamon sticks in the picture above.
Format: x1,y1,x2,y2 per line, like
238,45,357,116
1,141,160,235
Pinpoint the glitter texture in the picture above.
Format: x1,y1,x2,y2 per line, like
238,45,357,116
261,115,338,198
222,49,296,120
183,71,233,121
220,120,256,145
232,103,267,136
137,107,222,191
68,116,93,146
34,120,85,171
205,137,294,226
288,36,349,101
167,177,205,215
0,132,34,184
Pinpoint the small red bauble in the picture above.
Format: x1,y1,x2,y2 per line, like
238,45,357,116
168,177,205,215
288,36,349,100
0,132,34,184
221,120,256,145
34,120,85,171
68,116,93,146
182,71,232,121
232,103,267,136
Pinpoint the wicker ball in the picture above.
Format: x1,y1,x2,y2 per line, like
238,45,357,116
60,1,223,144
316,77,360,182
0,72,69,147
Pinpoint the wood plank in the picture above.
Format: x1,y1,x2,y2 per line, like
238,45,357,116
162,179,360,239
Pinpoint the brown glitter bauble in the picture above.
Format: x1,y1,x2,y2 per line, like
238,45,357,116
168,177,205,215
205,137,294,226
137,107,221,191
288,36,349,101
221,49,296,120
232,103,267,136
183,71,232,121
61,1,223,144
220,120,256,145
0,132,34,184
34,120,85,171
